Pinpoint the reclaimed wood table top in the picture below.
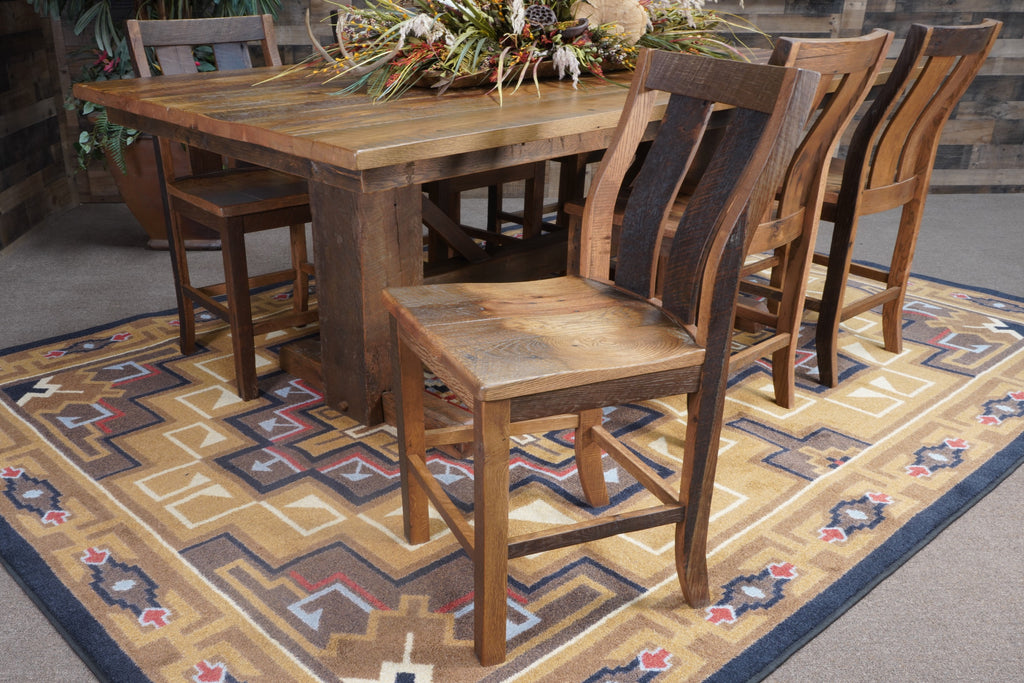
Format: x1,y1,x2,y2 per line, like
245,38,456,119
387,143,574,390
75,55,897,187
75,66,648,185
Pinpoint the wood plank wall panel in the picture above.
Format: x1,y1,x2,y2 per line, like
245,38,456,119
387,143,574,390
1,0,74,250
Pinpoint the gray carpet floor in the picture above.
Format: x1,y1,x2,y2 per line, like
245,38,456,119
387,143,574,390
1,194,1021,681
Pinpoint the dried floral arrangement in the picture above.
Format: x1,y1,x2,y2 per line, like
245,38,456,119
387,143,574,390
301,0,759,101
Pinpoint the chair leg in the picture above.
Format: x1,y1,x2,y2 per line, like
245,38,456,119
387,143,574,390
771,345,797,410
815,266,847,387
395,331,430,545
427,183,458,262
815,213,860,388
555,153,591,230
486,185,502,233
167,210,198,355
574,408,609,507
521,162,546,240
674,381,727,609
565,211,582,277
220,227,258,400
881,298,904,354
473,399,511,666
289,224,310,313
881,199,924,355
766,244,790,316
772,230,817,409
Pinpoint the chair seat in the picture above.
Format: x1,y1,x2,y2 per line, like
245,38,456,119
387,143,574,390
383,276,704,403
168,168,309,218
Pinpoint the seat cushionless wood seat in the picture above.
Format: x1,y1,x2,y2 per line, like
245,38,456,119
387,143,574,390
383,48,819,665
126,15,318,400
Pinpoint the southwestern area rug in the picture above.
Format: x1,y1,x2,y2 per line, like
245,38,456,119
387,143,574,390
1,268,1023,682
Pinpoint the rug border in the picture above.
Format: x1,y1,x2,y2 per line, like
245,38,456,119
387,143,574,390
0,521,148,682
708,428,1024,682
0,307,179,358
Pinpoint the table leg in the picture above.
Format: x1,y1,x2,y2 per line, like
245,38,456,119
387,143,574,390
309,181,423,425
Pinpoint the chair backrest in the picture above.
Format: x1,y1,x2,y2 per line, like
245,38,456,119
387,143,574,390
842,19,1001,207
125,15,283,178
579,49,819,344
126,15,282,78
753,29,893,251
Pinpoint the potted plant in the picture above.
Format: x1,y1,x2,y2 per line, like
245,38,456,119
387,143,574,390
29,0,283,248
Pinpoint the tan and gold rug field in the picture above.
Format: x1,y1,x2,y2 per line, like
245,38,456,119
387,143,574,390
2,269,1023,682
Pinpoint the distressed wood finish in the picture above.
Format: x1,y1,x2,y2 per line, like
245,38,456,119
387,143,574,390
383,49,819,665
711,29,892,407
809,19,1002,387
74,66,645,184
126,16,317,400
728,29,893,407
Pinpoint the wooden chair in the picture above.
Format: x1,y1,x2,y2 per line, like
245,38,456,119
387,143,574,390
383,49,819,665
126,15,318,400
808,19,1002,386
564,30,893,408
715,29,893,407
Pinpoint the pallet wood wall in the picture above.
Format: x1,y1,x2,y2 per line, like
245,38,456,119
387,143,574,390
0,0,75,250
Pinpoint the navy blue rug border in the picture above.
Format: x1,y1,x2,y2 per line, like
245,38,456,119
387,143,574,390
0,520,147,682
0,307,179,358
709,428,1024,682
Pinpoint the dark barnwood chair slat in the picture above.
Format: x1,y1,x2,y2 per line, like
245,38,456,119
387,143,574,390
562,30,893,408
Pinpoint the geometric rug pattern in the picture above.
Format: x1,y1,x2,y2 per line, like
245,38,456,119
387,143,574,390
2,266,1023,682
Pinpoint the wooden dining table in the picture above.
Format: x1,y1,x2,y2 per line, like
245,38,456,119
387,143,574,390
75,65,651,424
75,56,899,424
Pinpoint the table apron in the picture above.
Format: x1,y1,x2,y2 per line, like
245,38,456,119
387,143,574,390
107,109,659,193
